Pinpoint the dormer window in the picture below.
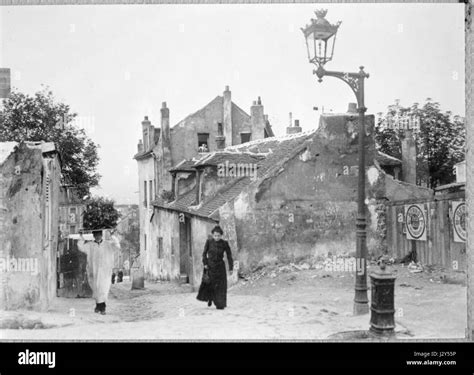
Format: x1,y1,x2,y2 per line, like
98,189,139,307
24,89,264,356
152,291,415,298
198,133,210,152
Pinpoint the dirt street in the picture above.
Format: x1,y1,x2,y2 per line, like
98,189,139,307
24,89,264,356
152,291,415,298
0,264,467,340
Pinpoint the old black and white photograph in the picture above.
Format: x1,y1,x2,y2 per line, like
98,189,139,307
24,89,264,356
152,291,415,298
0,0,473,366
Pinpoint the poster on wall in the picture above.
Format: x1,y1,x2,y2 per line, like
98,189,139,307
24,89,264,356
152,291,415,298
452,201,466,243
404,204,427,241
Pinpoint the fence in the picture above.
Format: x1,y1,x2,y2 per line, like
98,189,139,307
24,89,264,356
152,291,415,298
386,195,466,271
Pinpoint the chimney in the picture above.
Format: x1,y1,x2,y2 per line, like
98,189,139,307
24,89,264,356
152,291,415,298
137,139,144,153
161,102,170,139
289,112,293,127
142,116,151,151
347,103,358,114
223,86,232,147
286,119,302,135
160,102,173,190
149,124,155,150
216,122,226,150
401,129,417,184
251,97,265,140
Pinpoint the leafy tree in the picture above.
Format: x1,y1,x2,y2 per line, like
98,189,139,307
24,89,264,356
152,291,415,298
375,99,465,188
0,87,100,196
82,197,121,231
116,206,140,269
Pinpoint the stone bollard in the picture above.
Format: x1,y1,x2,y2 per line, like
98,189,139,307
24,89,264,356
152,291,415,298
369,260,396,336
131,266,145,290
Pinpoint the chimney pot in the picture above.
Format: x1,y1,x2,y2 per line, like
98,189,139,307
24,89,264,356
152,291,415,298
225,85,230,91
252,101,257,106
144,116,149,121
257,96,262,105
295,120,300,127
162,102,167,109
347,103,357,113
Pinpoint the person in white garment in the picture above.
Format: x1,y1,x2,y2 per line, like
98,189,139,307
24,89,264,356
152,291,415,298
78,230,119,315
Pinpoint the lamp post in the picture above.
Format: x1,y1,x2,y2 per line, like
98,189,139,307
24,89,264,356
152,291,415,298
302,9,370,315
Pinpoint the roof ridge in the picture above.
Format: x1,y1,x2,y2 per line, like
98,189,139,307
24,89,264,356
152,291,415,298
225,129,317,150
253,137,314,186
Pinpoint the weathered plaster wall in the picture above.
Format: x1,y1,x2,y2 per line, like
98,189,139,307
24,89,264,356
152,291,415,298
137,156,155,271
231,103,252,145
227,114,435,271
147,209,180,281
0,144,60,310
147,207,218,290
169,100,254,167
170,97,225,166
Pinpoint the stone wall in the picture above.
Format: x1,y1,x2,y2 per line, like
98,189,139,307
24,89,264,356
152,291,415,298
0,143,60,310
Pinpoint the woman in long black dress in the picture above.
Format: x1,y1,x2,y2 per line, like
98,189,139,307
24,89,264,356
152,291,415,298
197,225,233,309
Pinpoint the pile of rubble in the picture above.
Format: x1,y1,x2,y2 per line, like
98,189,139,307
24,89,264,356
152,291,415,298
239,260,315,282
238,253,360,283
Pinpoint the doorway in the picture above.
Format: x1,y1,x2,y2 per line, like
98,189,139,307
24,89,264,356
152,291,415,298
179,215,193,284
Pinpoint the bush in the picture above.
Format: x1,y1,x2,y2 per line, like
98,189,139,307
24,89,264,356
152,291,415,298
83,197,120,230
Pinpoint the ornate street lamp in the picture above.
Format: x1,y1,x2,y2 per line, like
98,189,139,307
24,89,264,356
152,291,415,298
302,9,341,67
302,9,370,315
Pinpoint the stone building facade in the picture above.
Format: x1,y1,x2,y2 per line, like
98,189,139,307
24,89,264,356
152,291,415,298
134,86,274,281
148,107,432,288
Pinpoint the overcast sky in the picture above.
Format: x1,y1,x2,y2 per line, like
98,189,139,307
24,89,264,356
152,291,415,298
0,3,465,204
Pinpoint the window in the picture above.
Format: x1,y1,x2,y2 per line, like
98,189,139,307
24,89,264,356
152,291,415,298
144,234,147,251
70,225,76,234
197,133,210,152
144,181,148,207
149,179,153,204
69,207,76,214
158,237,163,259
240,132,251,144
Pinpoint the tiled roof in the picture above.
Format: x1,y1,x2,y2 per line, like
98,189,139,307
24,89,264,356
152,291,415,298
194,177,250,218
153,177,250,220
228,130,317,179
153,188,197,214
153,131,316,219
193,151,266,168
